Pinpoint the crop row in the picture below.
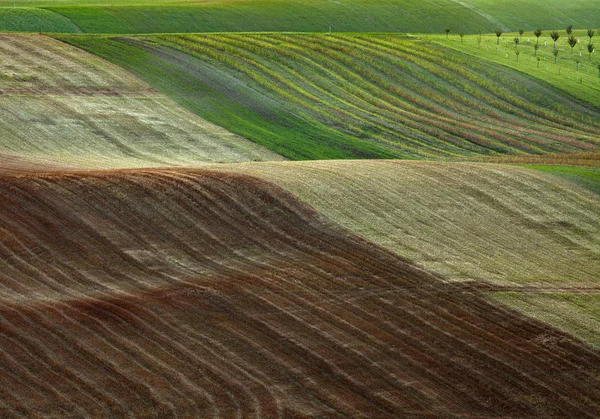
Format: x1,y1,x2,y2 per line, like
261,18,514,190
215,160,600,286
1,168,600,415
0,34,282,168
152,34,600,158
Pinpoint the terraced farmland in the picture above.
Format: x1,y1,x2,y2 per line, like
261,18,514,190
64,34,600,159
1,168,600,416
0,34,282,169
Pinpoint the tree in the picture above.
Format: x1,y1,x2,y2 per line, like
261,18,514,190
588,29,595,42
534,28,542,45
568,35,577,53
588,43,595,60
519,29,524,40
537,56,541,68
598,64,600,77
515,50,520,62
550,31,560,49
495,29,503,45
566,24,573,36
445,28,450,39
459,31,465,44
575,58,580,71
553,48,559,63
514,37,520,48
534,43,540,56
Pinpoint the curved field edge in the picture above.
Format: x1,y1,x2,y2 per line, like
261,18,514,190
0,7,80,33
209,160,600,286
1,168,600,416
56,33,600,160
43,1,494,34
490,292,600,349
0,34,283,168
0,0,596,34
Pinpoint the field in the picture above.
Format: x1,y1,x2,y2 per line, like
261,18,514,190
211,160,600,286
433,31,600,108
0,7,80,32
2,1,600,416
0,34,282,168
0,0,599,34
60,33,600,160
1,168,600,416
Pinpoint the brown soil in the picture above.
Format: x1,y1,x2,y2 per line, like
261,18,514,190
0,168,599,417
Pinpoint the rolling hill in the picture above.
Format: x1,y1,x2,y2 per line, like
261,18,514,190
1,168,599,416
61,33,600,160
1,0,599,34
1,4,600,417
213,160,600,286
0,34,282,169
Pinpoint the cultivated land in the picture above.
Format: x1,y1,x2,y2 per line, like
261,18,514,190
61,33,600,160
0,34,282,169
213,160,600,286
1,0,599,34
1,168,600,417
433,32,600,108
1,2,600,416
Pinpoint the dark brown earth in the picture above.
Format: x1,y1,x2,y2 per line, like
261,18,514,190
1,169,599,417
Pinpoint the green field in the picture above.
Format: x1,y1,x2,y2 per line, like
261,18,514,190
0,7,80,32
0,0,598,34
433,31,600,108
58,33,600,160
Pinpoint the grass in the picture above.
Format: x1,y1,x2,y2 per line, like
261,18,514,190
0,34,282,168
41,1,494,34
524,165,600,195
58,33,600,160
210,160,600,286
433,32,600,109
0,0,597,34
491,292,600,349
0,7,80,32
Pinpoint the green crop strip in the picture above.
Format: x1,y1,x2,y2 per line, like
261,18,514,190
0,0,596,35
0,7,80,32
523,165,600,196
59,34,600,160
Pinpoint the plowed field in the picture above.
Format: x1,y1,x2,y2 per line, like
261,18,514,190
214,160,600,286
1,168,600,417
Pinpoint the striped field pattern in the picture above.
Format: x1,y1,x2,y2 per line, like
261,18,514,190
214,160,600,286
0,34,282,169
143,33,600,159
1,168,600,416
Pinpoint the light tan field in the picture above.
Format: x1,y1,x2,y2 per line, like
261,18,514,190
213,160,600,287
0,34,282,168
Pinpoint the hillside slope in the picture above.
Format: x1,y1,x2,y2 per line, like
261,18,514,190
1,168,600,416
63,34,600,160
1,0,598,34
214,160,600,286
0,34,282,168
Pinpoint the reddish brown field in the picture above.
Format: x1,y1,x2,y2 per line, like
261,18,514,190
0,168,599,417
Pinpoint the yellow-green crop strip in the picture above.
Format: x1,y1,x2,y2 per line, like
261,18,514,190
61,33,600,160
